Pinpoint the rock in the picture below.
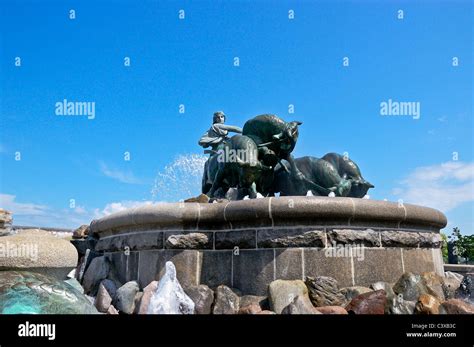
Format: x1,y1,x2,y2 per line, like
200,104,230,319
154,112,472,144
95,282,113,313
455,273,473,300
345,290,387,314
114,281,139,314
240,295,268,310
415,294,441,314
269,279,309,314
387,294,416,314
107,305,119,315
340,286,373,302
100,279,117,301
165,233,210,249
443,278,461,299
64,278,84,294
315,306,348,314
393,272,428,301
281,295,321,314
305,276,346,307
238,303,262,314
213,285,240,314
137,281,158,314
0,209,12,236
82,256,110,295
445,271,464,284
72,225,89,239
421,272,445,301
0,229,78,279
258,230,325,248
133,292,143,314
184,194,210,203
258,310,276,314
184,285,214,314
370,281,395,299
439,299,474,314
0,270,98,314
148,262,195,314
327,229,381,247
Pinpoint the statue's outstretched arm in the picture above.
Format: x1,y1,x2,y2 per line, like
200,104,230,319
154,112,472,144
216,124,242,133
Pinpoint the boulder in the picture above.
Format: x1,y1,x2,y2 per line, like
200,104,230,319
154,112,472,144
370,282,395,299
82,256,110,295
107,305,119,315
0,229,78,279
269,279,309,314
95,282,114,313
238,303,262,314
393,272,428,301
421,272,445,301
439,299,474,314
305,276,346,307
137,281,158,314
184,284,214,314
72,225,89,239
455,273,473,300
165,233,210,249
148,262,194,314
387,294,416,314
258,310,276,314
340,286,373,302
114,281,139,314
184,194,210,203
345,290,387,314
240,295,268,310
213,285,240,314
415,294,441,314
443,278,461,299
315,306,348,314
133,292,144,314
281,295,321,314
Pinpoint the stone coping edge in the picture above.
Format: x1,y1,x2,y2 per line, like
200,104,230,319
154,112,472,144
90,197,447,236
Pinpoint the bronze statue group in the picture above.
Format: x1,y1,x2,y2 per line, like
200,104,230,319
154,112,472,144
199,111,373,200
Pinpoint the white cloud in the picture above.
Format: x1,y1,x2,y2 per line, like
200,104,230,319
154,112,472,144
99,161,144,184
392,161,474,212
0,194,49,216
93,200,155,218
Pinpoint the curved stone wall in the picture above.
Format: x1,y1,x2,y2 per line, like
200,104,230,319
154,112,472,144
89,197,447,295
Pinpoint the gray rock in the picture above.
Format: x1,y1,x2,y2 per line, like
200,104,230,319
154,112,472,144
148,261,195,314
165,233,211,249
269,279,309,314
95,282,113,313
133,292,143,314
455,273,473,301
281,295,321,314
107,305,119,314
258,230,325,248
82,256,110,295
393,272,428,301
444,271,464,283
114,281,139,314
443,278,461,299
305,276,346,307
184,285,214,314
213,285,240,314
340,286,373,301
328,229,380,247
380,231,441,248
388,293,416,314
100,279,117,301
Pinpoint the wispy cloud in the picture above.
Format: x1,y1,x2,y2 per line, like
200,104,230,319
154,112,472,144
392,161,474,212
99,161,144,184
93,200,155,218
0,193,49,216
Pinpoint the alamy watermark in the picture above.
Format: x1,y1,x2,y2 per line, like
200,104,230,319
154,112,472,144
380,98,420,120
216,147,259,163
0,241,38,262
325,241,365,261
55,99,96,120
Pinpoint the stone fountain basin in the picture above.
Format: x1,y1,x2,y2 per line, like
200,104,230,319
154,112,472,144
89,197,447,295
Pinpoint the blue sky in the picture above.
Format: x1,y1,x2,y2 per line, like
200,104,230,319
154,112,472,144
0,0,472,235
